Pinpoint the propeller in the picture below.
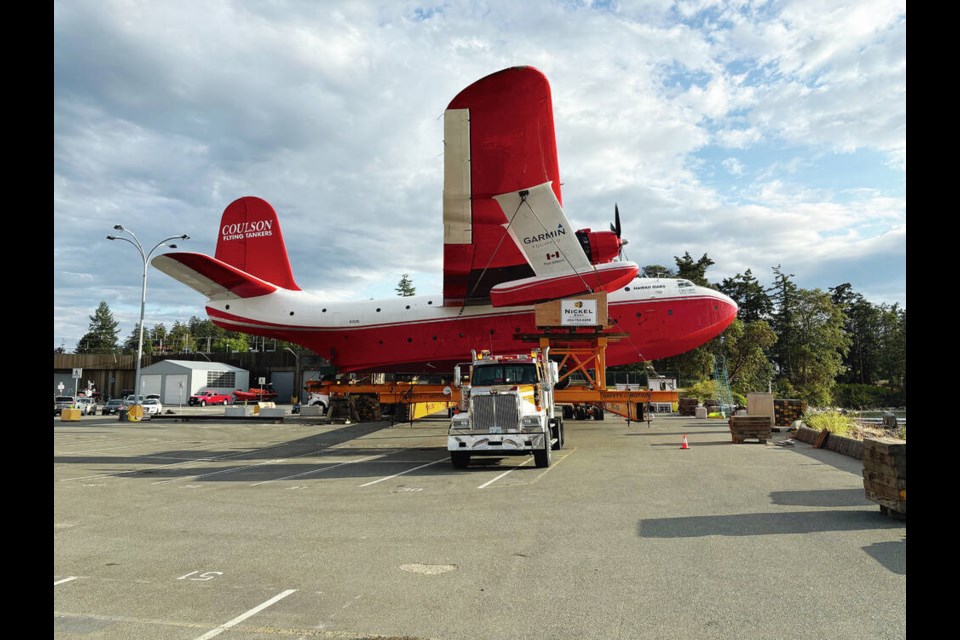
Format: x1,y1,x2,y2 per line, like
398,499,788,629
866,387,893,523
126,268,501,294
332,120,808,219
610,203,628,258
610,204,621,238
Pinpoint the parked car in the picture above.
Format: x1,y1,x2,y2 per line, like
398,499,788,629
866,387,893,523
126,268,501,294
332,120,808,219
141,398,163,415
75,397,97,415
54,396,76,416
101,399,127,415
188,390,233,406
146,393,161,401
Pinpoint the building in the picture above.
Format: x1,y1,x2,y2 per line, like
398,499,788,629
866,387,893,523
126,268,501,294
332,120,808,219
135,360,248,405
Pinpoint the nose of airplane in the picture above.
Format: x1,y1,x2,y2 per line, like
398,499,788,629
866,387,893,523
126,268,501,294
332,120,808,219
714,290,739,327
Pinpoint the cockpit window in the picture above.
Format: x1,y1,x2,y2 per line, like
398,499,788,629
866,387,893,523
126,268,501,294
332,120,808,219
678,280,694,288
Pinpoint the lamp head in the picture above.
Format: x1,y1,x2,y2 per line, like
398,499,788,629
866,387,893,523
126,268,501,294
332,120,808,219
113,224,124,231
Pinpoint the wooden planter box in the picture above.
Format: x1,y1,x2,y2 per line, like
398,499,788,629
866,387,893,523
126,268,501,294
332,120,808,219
862,437,906,520
728,416,772,444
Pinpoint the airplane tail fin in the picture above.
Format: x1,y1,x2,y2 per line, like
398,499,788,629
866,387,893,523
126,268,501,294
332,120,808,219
151,196,301,299
213,196,300,290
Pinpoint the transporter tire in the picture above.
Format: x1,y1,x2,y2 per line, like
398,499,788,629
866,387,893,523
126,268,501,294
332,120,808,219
451,451,470,468
594,407,605,420
534,433,552,468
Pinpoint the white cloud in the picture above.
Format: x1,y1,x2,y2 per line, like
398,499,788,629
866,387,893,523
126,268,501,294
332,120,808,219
53,0,906,350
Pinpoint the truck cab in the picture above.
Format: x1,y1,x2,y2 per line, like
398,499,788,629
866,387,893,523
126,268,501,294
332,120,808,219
448,349,563,468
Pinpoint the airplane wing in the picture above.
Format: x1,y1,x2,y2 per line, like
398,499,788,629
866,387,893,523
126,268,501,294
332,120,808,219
152,252,277,299
441,66,638,308
442,66,561,307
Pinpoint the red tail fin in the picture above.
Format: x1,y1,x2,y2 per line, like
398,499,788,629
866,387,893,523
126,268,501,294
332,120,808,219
215,197,300,291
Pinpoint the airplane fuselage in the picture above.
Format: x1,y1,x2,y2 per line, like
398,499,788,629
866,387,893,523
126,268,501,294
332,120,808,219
204,277,738,373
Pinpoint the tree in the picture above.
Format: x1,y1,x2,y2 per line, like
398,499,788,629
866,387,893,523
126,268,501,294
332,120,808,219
167,321,195,353
75,301,120,354
396,274,416,297
777,288,850,405
719,269,773,323
674,252,715,287
122,322,154,356
716,319,778,396
641,264,673,278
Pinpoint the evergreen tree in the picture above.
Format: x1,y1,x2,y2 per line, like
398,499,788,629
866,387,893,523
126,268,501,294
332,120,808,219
122,322,154,356
641,264,673,278
674,252,715,287
719,269,773,323
75,301,120,354
396,274,416,297
167,321,195,353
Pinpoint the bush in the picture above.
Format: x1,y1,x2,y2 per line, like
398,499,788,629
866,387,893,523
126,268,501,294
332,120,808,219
803,411,858,438
831,383,905,409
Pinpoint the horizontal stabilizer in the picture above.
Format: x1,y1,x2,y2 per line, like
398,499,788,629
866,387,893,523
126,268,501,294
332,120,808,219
152,252,278,299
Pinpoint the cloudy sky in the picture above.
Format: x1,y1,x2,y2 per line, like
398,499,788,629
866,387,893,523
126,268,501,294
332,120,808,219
54,0,906,352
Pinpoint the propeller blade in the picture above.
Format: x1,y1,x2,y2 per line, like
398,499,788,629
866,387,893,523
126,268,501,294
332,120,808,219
610,204,622,238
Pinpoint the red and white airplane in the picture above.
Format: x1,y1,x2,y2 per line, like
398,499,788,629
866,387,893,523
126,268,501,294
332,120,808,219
153,66,737,373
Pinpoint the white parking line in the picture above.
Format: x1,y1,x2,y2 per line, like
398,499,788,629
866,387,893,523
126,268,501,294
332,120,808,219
250,454,388,486
192,589,296,640
358,457,448,487
477,458,533,489
54,576,78,586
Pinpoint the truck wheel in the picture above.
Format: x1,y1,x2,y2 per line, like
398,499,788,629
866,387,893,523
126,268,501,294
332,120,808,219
451,451,470,468
594,408,605,420
534,434,552,468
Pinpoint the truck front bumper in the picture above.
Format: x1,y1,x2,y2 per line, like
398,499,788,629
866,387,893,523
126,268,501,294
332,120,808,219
448,433,546,453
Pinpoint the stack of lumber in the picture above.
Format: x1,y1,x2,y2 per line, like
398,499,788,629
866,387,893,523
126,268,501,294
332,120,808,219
862,438,906,519
678,398,699,416
774,399,806,426
728,416,772,444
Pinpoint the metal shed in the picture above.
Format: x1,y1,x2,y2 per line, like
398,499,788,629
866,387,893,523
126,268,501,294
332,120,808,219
137,360,249,406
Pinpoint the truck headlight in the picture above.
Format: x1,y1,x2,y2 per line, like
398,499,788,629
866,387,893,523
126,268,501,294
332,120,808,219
450,415,471,431
520,415,542,432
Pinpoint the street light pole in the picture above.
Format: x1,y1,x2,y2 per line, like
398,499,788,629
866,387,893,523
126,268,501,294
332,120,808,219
107,225,189,412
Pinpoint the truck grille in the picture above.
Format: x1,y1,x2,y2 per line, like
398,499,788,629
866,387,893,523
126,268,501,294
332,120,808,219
471,394,522,433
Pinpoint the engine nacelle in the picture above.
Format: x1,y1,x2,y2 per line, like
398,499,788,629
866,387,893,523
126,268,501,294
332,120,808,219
575,228,623,265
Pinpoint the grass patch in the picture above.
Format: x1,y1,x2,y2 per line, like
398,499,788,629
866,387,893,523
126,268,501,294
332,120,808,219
803,411,859,438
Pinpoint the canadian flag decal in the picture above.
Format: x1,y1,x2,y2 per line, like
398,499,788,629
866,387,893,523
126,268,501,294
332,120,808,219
546,251,560,260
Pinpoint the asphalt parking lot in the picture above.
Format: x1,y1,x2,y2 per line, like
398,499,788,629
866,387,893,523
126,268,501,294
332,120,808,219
54,410,906,639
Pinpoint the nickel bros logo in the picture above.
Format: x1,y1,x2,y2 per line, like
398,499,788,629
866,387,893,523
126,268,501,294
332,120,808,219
561,299,597,326
221,219,274,242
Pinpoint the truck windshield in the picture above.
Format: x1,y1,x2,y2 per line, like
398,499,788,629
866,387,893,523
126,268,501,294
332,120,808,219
472,364,538,385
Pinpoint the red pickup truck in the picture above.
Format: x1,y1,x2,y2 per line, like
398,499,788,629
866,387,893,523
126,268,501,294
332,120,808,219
188,390,233,406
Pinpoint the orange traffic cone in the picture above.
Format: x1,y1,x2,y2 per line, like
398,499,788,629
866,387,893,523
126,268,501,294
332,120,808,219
680,434,690,449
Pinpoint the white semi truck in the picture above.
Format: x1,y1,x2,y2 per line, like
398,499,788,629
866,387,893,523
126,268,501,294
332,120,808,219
447,349,564,468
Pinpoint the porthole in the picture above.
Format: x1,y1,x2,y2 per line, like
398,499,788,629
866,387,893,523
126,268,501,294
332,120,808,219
225,304,230,310
428,300,433,305
432,336,437,340
668,309,673,315
405,305,411,310
376,308,381,312
322,308,327,313
289,311,294,316
459,332,464,338
407,337,413,343
379,340,384,345
624,287,630,292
